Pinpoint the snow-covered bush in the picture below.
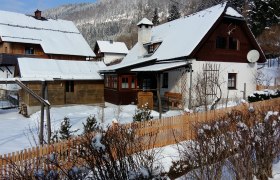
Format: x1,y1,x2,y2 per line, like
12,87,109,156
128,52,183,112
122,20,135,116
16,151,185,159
248,89,280,102
170,104,280,179
2,123,165,179
133,103,153,122
71,124,164,179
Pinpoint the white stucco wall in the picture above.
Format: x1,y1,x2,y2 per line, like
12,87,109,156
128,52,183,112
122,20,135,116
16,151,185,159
103,53,126,65
159,60,257,107
191,60,257,99
160,67,186,95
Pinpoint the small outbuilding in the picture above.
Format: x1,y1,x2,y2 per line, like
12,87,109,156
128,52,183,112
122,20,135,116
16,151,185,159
16,58,105,115
94,40,129,65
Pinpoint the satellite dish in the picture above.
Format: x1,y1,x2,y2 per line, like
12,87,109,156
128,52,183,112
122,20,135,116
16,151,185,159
247,50,260,63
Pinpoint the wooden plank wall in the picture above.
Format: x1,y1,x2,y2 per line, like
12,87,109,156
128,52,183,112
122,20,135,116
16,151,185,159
0,42,86,60
0,98,279,176
20,81,104,106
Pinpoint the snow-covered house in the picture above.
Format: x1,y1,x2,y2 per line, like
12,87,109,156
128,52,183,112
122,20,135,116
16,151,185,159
0,9,95,98
93,40,129,65
16,58,105,115
99,3,266,109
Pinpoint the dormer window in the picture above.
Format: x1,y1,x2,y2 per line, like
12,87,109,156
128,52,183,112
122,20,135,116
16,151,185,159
25,47,34,55
147,42,161,54
148,45,154,53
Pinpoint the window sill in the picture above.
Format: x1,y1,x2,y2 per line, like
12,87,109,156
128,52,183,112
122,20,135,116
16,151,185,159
228,88,237,90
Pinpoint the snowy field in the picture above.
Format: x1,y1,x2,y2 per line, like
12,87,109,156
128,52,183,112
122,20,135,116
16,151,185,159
0,103,182,155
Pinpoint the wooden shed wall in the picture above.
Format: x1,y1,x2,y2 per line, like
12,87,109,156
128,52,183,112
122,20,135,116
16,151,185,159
19,81,104,106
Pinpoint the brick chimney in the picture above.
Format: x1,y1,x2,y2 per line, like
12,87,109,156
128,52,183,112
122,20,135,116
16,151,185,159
34,9,42,20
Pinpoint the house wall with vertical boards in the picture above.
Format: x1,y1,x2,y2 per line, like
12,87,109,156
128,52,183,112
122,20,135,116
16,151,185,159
19,80,104,115
195,18,260,63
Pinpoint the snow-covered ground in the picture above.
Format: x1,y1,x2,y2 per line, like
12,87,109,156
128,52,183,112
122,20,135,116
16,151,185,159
0,100,15,109
1,102,280,179
0,103,182,155
258,59,280,86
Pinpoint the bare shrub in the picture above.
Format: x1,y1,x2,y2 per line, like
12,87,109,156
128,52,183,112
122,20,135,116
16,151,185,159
170,103,280,179
1,123,164,179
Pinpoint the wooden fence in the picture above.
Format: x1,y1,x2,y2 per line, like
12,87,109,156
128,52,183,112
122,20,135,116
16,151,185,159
0,98,279,176
256,84,280,90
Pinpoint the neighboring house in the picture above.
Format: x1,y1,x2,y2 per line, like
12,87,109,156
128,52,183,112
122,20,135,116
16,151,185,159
16,58,105,115
94,40,129,65
0,10,95,98
99,3,266,109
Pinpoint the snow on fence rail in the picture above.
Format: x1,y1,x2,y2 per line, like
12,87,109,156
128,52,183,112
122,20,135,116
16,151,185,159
0,98,279,175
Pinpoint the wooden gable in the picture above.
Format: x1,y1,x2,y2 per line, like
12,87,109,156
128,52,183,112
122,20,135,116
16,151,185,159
193,16,266,63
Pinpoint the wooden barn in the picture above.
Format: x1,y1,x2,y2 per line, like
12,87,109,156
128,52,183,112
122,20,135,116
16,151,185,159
100,3,266,111
0,9,95,98
16,58,105,115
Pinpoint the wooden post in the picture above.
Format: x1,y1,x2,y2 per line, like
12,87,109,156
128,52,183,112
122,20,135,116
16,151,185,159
156,73,162,119
188,64,193,109
39,81,46,145
45,82,51,144
243,83,246,100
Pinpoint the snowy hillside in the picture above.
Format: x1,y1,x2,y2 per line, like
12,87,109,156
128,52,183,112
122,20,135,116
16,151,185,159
42,0,197,49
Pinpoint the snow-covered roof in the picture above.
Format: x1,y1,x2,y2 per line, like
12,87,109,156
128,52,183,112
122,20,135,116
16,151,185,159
131,61,189,72
0,10,95,57
97,41,128,54
101,3,244,72
17,58,105,81
137,18,153,26
225,7,243,18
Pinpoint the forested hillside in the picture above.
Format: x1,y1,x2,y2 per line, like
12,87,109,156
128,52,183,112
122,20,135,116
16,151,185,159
43,0,279,55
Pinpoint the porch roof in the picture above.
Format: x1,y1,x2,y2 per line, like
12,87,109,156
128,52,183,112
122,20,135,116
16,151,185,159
131,61,189,72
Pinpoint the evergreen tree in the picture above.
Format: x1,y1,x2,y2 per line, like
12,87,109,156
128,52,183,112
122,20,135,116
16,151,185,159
152,8,160,25
249,0,280,37
229,0,245,13
59,117,77,140
82,115,98,134
167,3,180,22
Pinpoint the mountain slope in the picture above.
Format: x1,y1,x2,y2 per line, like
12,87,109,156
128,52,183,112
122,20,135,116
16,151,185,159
43,0,196,49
